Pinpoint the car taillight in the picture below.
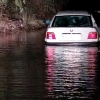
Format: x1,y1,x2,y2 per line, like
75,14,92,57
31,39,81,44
88,32,97,39
46,32,56,39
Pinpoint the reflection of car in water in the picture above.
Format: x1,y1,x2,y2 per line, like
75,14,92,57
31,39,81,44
45,46,98,99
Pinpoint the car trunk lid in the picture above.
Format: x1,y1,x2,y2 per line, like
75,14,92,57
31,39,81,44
47,27,98,42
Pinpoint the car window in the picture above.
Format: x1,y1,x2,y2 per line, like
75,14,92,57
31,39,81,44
51,15,93,27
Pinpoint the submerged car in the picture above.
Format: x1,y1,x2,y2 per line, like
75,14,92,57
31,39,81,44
45,11,99,46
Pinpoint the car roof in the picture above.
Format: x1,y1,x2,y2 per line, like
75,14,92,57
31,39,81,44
56,11,91,16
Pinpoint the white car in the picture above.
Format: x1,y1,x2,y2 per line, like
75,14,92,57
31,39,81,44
45,11,99,46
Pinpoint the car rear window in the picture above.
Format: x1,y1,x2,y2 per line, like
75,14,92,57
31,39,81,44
51,15,93,27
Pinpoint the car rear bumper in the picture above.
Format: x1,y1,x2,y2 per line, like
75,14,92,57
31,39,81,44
45,42,99,46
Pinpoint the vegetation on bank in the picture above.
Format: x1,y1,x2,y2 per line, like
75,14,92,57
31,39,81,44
0,0,67,32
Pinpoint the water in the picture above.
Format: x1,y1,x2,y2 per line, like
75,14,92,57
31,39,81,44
45,46,100,100
0,29,100,100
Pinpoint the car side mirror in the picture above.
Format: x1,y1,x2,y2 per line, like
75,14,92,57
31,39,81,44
44,19,51,25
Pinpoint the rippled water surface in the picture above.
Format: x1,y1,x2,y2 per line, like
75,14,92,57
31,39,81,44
0,29,100,100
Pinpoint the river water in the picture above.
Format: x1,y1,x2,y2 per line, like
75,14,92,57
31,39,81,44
0,29,100,100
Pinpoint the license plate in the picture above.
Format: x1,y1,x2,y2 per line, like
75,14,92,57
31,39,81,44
62,34,81,40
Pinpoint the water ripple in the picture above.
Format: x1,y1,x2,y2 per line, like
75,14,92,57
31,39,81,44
45,46,98,99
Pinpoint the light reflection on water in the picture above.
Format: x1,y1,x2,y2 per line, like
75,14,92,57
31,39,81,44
45,46,98,99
